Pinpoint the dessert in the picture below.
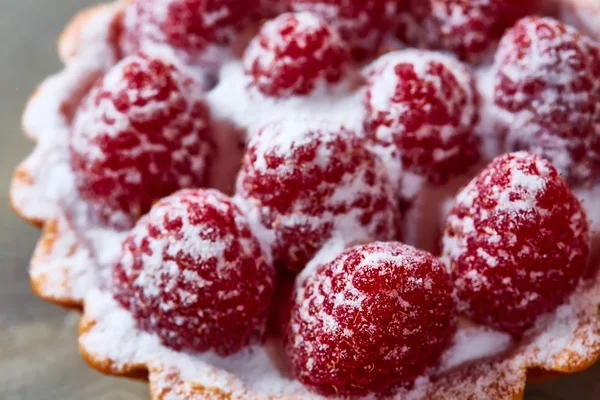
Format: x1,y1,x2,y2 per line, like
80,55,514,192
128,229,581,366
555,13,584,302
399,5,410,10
10,0,600,399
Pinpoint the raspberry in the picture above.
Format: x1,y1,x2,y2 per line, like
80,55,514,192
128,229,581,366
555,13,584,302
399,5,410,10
493,16,600,184
364,50,480,185
70,53,214,229
397,0,529,63
289,0,402,59
236,121,400,271
112,189,275,355
121,0,256,62
243,12,351,97
286,242,455,396
442,152,590,335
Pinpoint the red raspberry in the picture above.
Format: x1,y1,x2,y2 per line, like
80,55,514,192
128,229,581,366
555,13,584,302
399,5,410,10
112,189,275,355
70,53,215,229
286,242,455,396
289,0,402,59
235,121,400,271
442,152,590,335
121,0,256,63
364,50,480,185
493,16,600,184
243,12,351,97
397,0,529,63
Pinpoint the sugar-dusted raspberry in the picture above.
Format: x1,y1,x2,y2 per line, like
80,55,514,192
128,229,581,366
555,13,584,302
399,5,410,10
289,0,402,59
121,0,256,62
397,0,529,63
112,189,275,355
286,242,455,396
243,12,351,97
493,16,600,184
236,120,400,271
443,152,590,335
70,53,215,229
364,50,480,185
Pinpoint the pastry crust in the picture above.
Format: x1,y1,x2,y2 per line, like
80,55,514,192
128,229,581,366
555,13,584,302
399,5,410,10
11,1,600,399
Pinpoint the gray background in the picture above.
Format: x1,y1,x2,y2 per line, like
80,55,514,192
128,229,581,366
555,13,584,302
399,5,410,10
0,1,598,399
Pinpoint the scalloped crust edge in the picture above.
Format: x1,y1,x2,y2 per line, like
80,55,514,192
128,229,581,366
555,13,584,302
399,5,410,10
11,1,600,399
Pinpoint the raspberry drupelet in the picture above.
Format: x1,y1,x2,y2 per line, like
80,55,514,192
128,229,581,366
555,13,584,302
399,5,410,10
243,12,351,97
112,189,275,355
289,0,402,59
397,0,530,63
492,16,600,184
443,152,590,335
70,53,215,229
235,120,400,271
286,242,456,396
364,50,480,186
121,0,256,63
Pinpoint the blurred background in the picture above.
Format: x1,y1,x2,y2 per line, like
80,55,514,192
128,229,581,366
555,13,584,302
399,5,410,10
0,1,598,399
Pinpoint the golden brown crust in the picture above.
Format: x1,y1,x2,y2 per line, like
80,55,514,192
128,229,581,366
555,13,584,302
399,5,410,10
28,219,84,310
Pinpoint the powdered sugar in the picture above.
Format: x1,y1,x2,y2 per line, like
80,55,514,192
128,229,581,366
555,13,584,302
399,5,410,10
439,323,513,372
207,61,364,138
11,0,600,398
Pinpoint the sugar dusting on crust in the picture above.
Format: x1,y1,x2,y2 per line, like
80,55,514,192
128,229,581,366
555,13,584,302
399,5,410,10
11,0,600,399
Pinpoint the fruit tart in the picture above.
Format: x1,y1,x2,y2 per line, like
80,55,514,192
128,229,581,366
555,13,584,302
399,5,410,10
11,0,600,398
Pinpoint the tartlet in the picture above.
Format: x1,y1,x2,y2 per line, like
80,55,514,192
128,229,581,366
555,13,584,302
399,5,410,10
11,1,600,399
